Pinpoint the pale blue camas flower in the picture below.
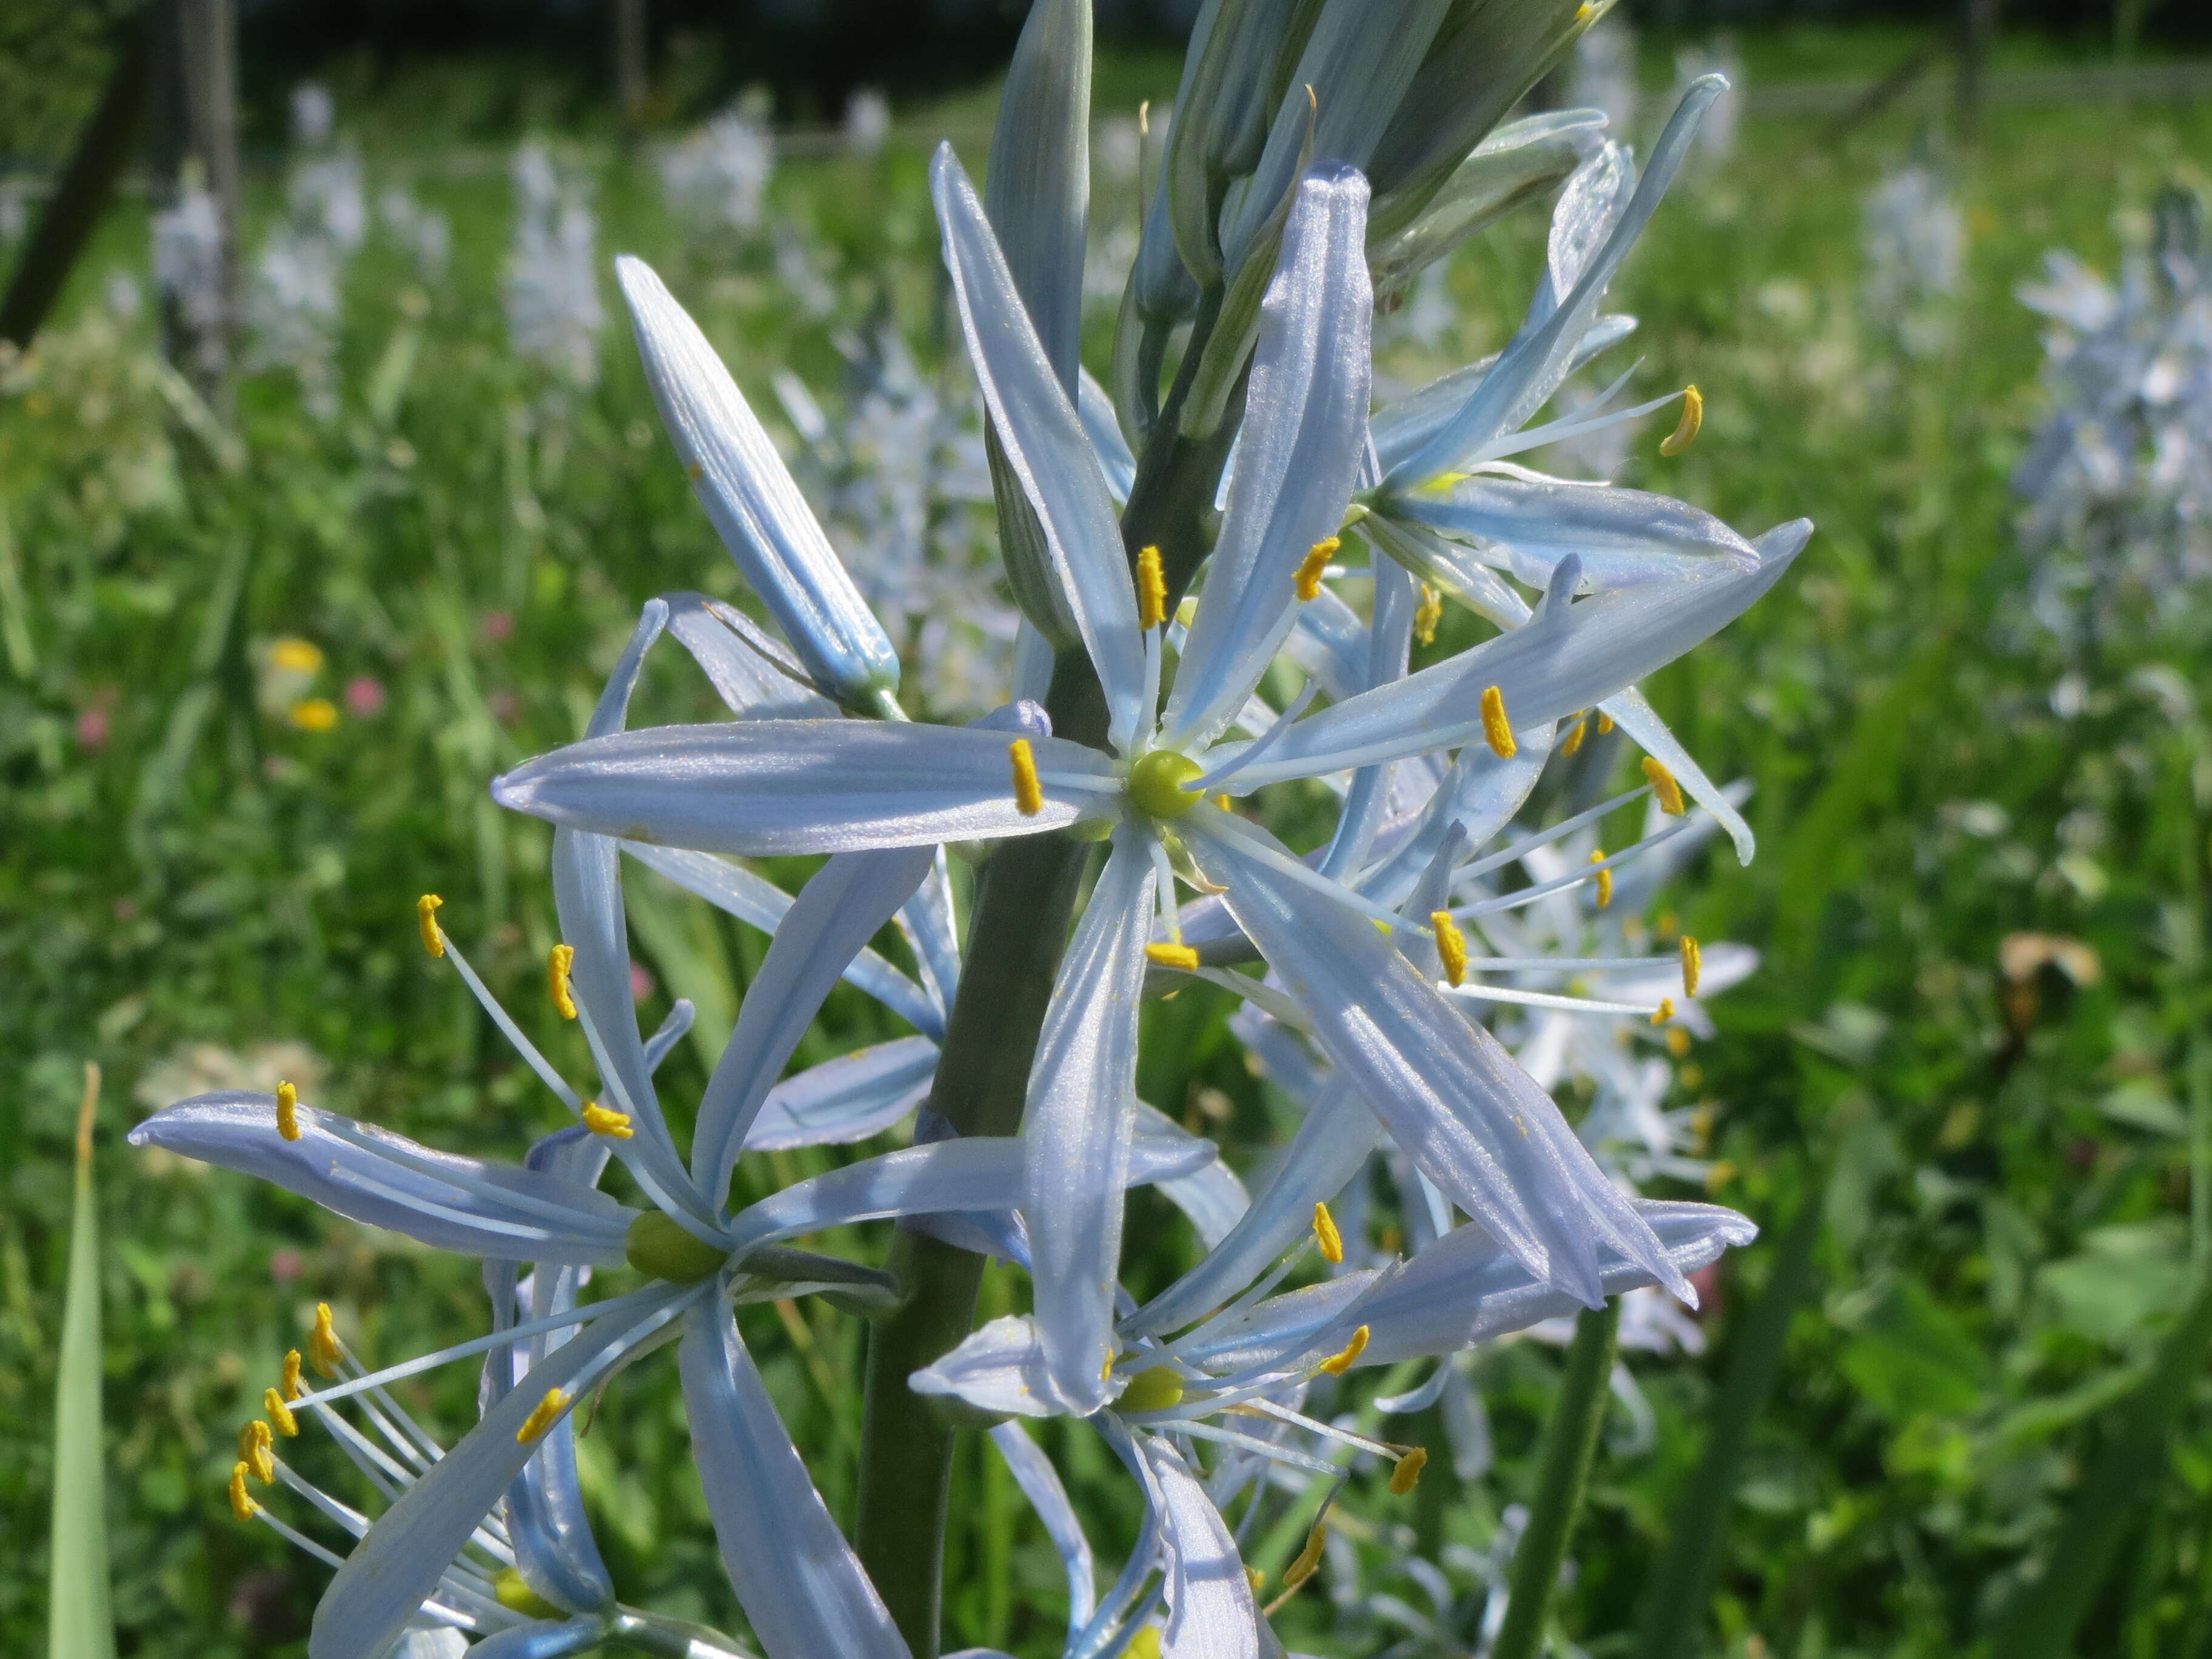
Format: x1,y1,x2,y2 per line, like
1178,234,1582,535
1862,161,1964,360
506,142,604,391
489,135,1800,1421
659,97,776,243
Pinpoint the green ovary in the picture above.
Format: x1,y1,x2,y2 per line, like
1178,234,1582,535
625,1211,728,1283
1115,1364,1187,1413
1127,749,1203,819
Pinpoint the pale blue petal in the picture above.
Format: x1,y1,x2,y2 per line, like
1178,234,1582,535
991,1421,1096,1638
896,848,963,1021
662,592,842,719
743,1036,939,1153
910,1313,1070,1418
1135,1103,1248,1250
616,256,900,708
1227,525,1807,785
985,0,1091,397
1353,725,1555,908
1079,369,1138,501
1124,1082,1378,1340
1395,475,1760,590
308,1292,695,1659
1369,313,1634,475
932,146,1146,751
1368,110,1604,290
692,846,936,1203
1024,828,1155,1412
1173,1267,1389,1379
1349,1201,1758,1366
678,1300,909,1659
1139,1438,1259,1659
466,1618,608,1659
1077,1419,1169,1659
1596,686,1755,864
620,841,941,1037
494,720,1121,857
1362,509,1534,630
1185,819,1679,1307
1280,584,1372,705
1386,78,1728,488
1318,555,1415,880
1161,165,1373,751
127,1094,634,1266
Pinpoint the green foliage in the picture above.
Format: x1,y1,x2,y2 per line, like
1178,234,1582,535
49,1065,114,1659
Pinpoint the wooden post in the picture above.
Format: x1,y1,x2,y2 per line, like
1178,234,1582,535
0,16,150,350
1956,0,1999,141
615,0,649,138
147,0,242,400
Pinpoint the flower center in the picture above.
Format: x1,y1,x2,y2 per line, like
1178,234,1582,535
625,1212,728,1283
1127,749,1202,820
1114,1364,1187,1413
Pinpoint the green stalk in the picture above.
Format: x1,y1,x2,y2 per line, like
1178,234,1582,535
1490,1299,1621,1659
50,1063,115,1659
1635,1165,1828,1659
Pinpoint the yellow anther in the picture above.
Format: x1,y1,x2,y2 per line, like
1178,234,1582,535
581,1101,635,1139
1652,997,1675,1026
1589,849,1613,909
684,461,705,482
280,1349,304,1403
1313,1202,1344,1265
1643,756,1686,816
288,698,340,732
229,1462,259,1521
1294,537,1339,602
417,893,445,957
1704,1159,1737,1193
1282,1517,1329,1592
1667,1027,1694,1059
1432,911,1467,988
238,1419,275,1483
1213,793,1232,811
1245,1568,1266,1596
1128,1627,1164,1659
1413,583,1443,647
275,1080,301,1141
1009,738,1044,817
1146,943,1200,972
270,637,325,674
1659,384,1704,457
495,1569,564,1620
1116,1366,1187,1414
310,1302,342,1378
1390,1447,1429,1495
1597,712,1615,735
1480,685,1516,758
1136,545,1168,630
1558,714,1589,757
1681,936,1702,997
548,943,577,1019
1318,1324,1370,1376
264,1387,298,1438
517,1387,571,1444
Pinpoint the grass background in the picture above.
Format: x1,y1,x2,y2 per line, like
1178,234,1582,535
7,25,2212,1658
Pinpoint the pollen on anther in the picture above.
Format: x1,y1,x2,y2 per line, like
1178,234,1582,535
1652,997,1676,1026
1660,384,1704,457
1597,711,1615,735
517,1387,572,1444
229,1462,259,1521
1432,911,1468,988
1293,537,1338,603
1681,935,1703,997
238,1419,275,1484
1008,738,1044,817
1312,1202,1344,1265
1136,545,1168,630
1480,685,1516,759
548,943,577,1020
417,893,445,957
1145,942,1199,972
1282,1517,1329,1592
1413,583,1443,647
581,1101,635,1139
310,1303,342,1378
1318,1324,1369,1376
1558,714,1589,757
275,1080,301,1141
1589,849,1613,909
1643,756,1686,815
1390,1447,1429,1495
264,1387,299,1438
280,1350,304,1403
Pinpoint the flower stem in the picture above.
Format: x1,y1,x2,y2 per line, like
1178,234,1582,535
853,650,1105,1657
1490,1298,1620,1659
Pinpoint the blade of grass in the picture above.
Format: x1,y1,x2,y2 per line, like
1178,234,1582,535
49,1062,115,1659
1491,1298,1621,1659
1985,1262,2212,1658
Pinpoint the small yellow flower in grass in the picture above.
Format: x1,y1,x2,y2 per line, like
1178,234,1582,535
288,698,339,732
1643,756,1686,815
517,1387,571,1444
1660,385,1703,456
1480,685,1515,758
1312,1201,1344,1265
269,638,324,674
